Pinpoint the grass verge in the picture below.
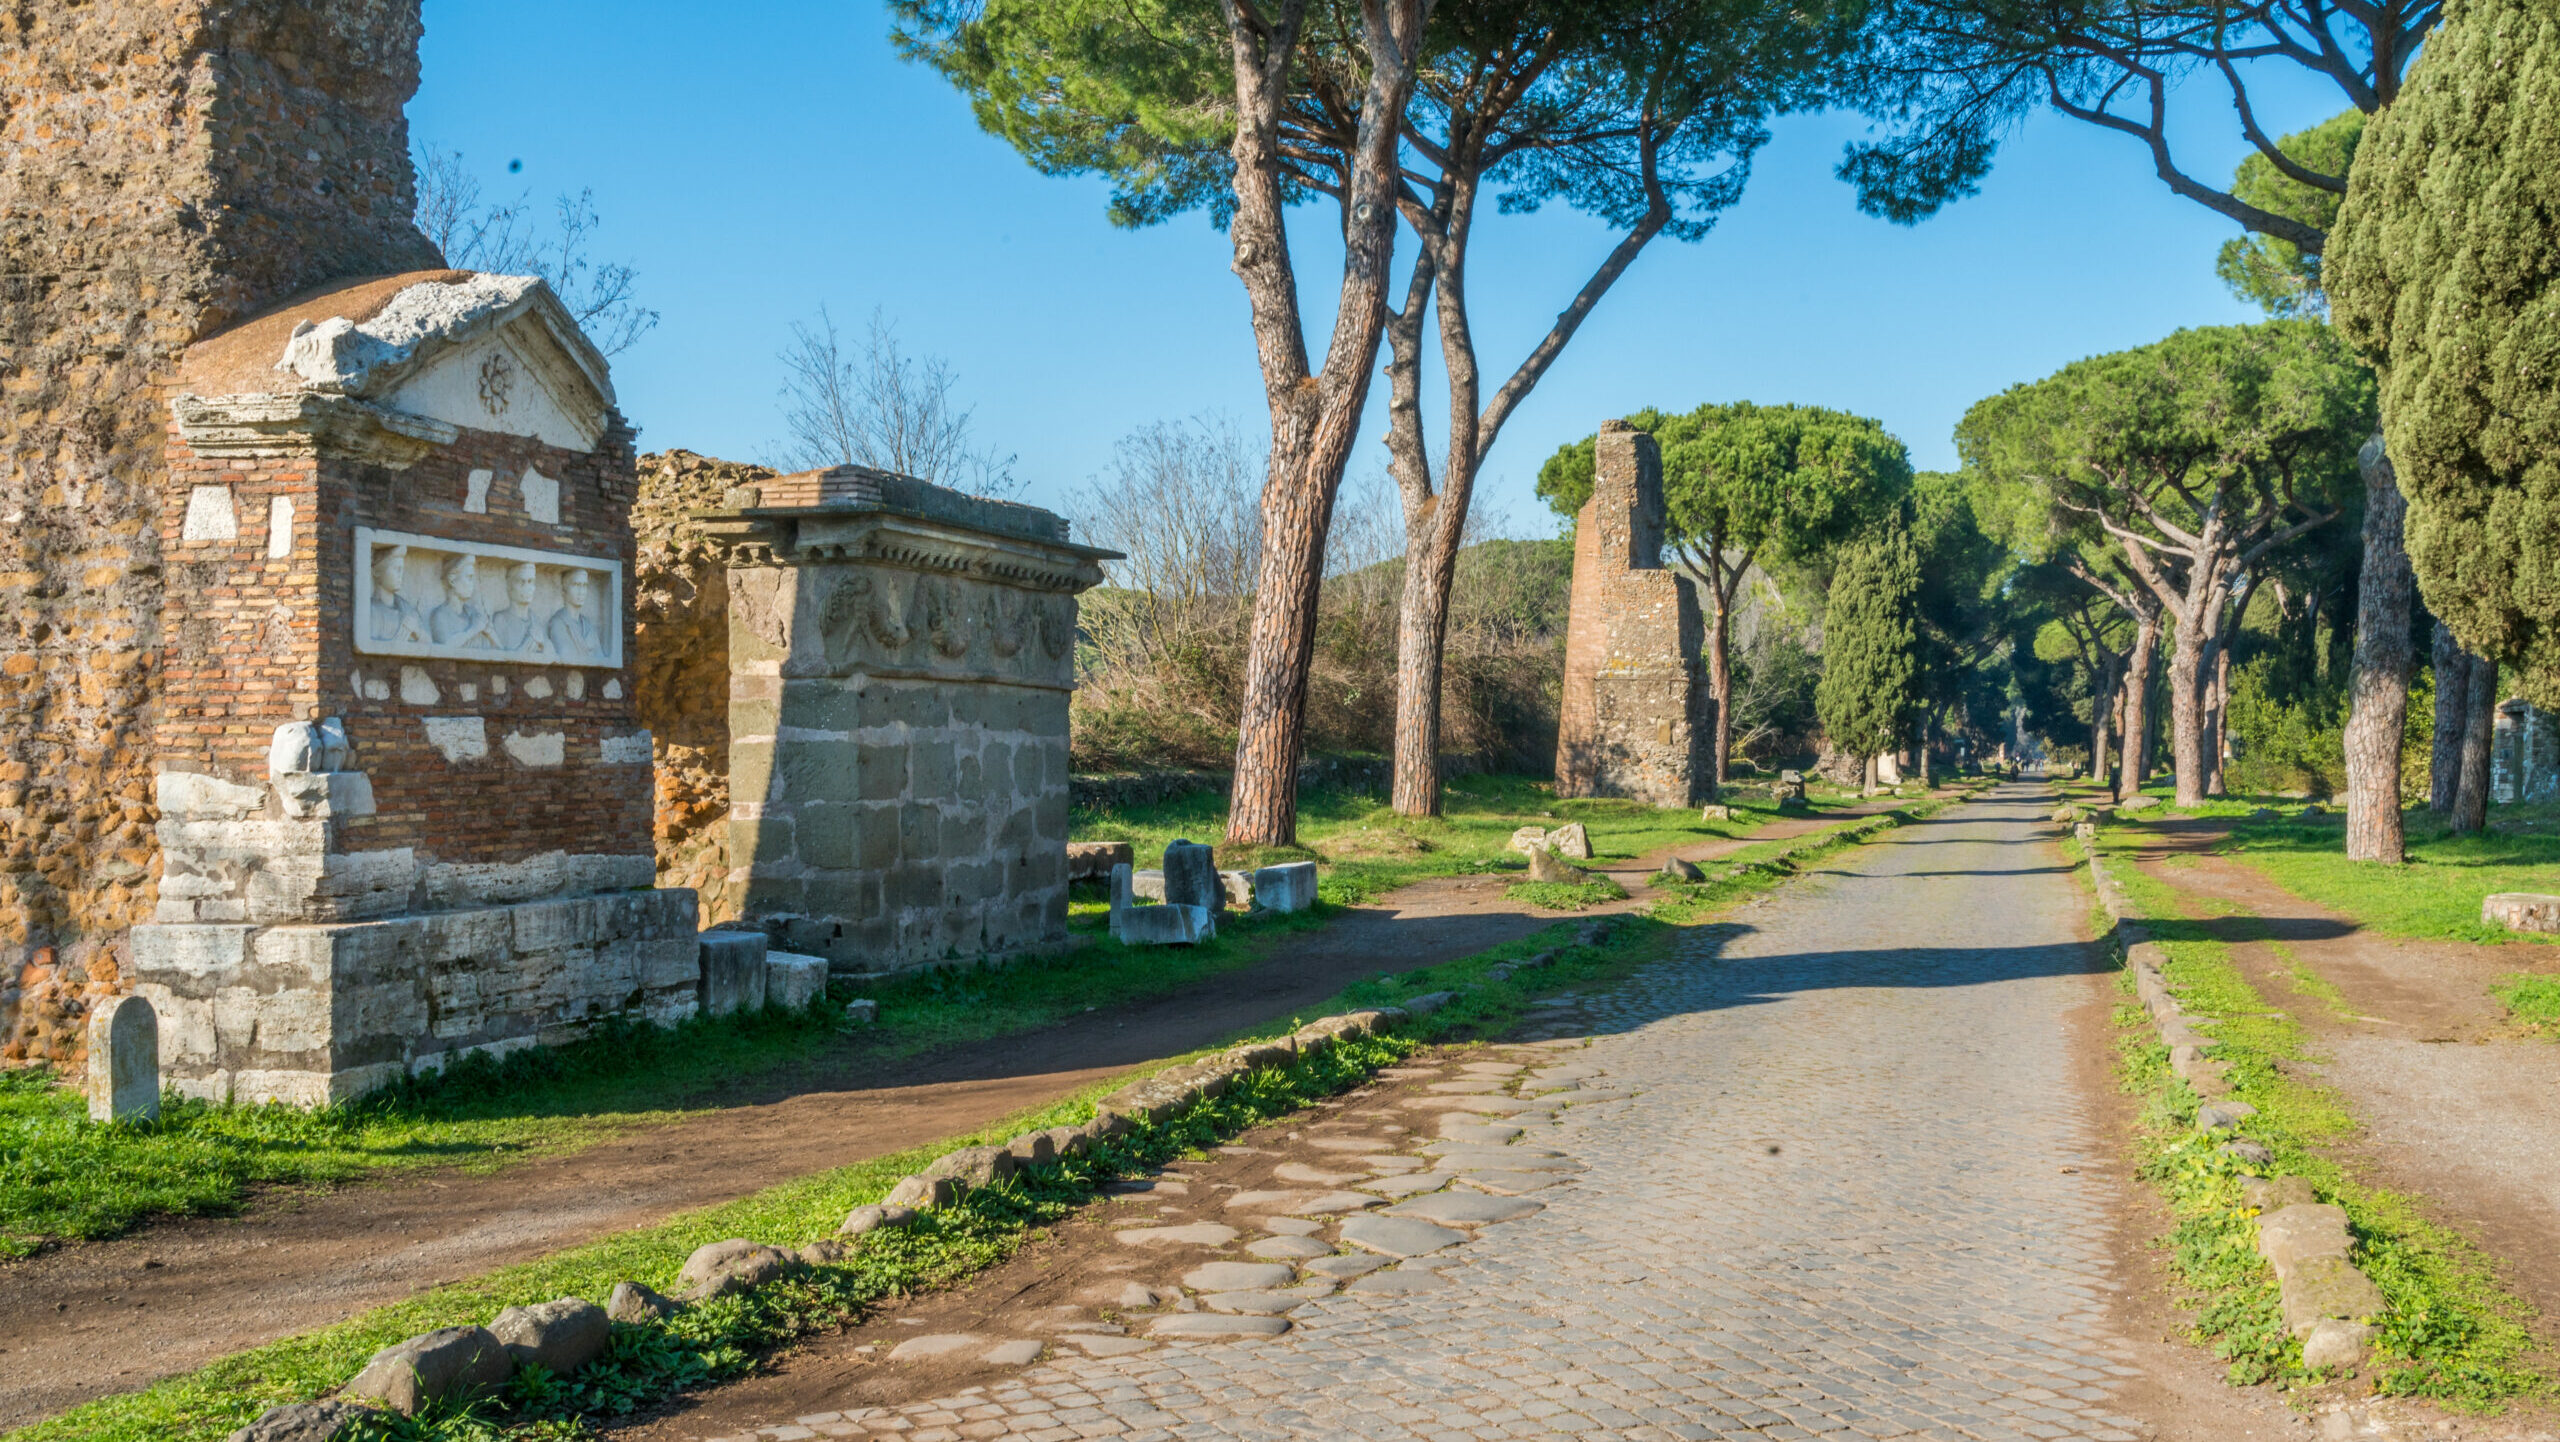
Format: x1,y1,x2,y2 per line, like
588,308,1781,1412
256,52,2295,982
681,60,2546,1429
2087,828,2546,1406
2491,974,2560,1034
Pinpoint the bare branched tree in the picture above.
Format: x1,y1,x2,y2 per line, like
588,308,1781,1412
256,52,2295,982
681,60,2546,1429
772,307,1021,498
412,146,659,356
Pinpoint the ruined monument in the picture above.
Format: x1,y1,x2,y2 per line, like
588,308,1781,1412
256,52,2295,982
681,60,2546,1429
2,1,446,1065
132,271,695,1104
700,467,1113,974
1555,421,1715,806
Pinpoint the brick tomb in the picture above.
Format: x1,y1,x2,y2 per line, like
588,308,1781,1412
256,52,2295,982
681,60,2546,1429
1554,420,1715,807
133,271,694,1105
700,467,1113,974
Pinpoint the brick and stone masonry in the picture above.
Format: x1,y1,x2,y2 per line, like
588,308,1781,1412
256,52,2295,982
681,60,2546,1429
698,467,1115,975
1554,420,1715,807
130,270,696,1105
0,0,446,1066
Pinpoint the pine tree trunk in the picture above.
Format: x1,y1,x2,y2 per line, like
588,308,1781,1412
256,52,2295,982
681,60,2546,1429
1228,436,1354,845
2343,436,2415,862
2452,654,2499,834
2091,662,2115,792
2430,625,2469,813
1388,530,1458,817
2204,644,2231,796
1918,716,1934,786
2119,616,2157,801
1708,595,1733,788
2168,619,2209,807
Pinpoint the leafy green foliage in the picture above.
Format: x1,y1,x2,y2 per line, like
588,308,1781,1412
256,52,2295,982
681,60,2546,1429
1815,532,1922,759
2491,973,2560,1032
2217,110,2365,318
2329,2,2560,707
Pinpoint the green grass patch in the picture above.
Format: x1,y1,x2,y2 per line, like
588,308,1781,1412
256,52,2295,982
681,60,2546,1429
2491,973,2560,1034
1070,771,1855,907
1504,877,1626,910
2212,810,2560,946
8,1033,1416,1442
2093,831,2546,1405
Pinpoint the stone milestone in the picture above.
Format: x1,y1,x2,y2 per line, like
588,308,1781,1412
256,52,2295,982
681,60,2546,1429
697,466,1115,975
85,993,159,1123
1555,421,1715,807
133,271,696,1106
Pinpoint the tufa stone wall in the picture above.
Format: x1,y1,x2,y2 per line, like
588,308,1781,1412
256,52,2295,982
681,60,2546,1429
631,451,772,924
1554,421,1714,807
0,0,443,1065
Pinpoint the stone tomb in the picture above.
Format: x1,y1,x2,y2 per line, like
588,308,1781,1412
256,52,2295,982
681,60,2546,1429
134,271,695,1106
1554,421,1715,806
702,466,1114,973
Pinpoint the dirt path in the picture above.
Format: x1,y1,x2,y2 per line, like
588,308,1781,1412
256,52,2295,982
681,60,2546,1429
2126,825,2560,1350
0,798,1908,1430
601,785,2293,1442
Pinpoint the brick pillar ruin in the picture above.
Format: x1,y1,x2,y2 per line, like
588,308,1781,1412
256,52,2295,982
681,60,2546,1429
702,468,1114,975
1554,421,1714,807
1,0,444,1064
131,271,694,1105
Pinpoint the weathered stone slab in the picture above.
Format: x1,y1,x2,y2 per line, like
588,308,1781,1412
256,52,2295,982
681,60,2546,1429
344,1326,512,1415
2483,892,2560,933
887,1333,983,1360
1339,1214,1467,1257
226,1401,375,1442
1249,860,1318,913
1184,1260,1294,1291
1247,1235,1336,1260
677,1239,794,1300
1202,1290,1306,1315
1148,1313,1290,1338
1114,1223,1240,1247
765,949,828,1009
1387,1192,1544,1226
1162,840,1222,913
86,993,159,1123
1546,822,1592,859
981,1338,1046,1365
489,1297,609,1375
1302,1252,1390,1278
1457,1170,1568,1196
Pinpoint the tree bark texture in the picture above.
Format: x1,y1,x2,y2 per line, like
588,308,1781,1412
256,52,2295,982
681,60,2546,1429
2090,660,2115,792
2452,652,2499,835
1222,0,1428,848
2430,624,2469,813
2343,436,2415,863
2120,613,2158,801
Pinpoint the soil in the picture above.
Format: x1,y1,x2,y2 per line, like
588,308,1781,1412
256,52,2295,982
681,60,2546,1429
2126,824,2560,1381
0,798,1897,1430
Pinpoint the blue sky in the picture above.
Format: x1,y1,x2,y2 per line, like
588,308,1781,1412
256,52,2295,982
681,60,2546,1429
409,2,2343,537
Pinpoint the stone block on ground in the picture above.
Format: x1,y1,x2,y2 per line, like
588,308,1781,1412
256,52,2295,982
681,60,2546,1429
2483,892,2560,934
922,1144,1017,1190
1110,899,1214,945
607,1280,679,1324
86,992,159,1123
227,1401,375,1442
838,1203,920,1236
2301,1318,2374,1370
1129,868,1168,901
843,997,877,1025
1004,1130,1057,1166
2257,1203,2354,1273
699,930,768,1016
489,1297,610,1376
1217,869,1255,908
1508,825,1548,854
1545,822,1592,859
1660,857,1702,882
1700,804,1731,821
765,950,828,1010
676,1239,794,1300
2120,795,2159,812
1249,861,1318,913
1402,990,1458,1017
1066,840,1134,882
1162,839,1223,912
1525,848,1586,884
343,1326,513,1416
2280,1255,2390,1337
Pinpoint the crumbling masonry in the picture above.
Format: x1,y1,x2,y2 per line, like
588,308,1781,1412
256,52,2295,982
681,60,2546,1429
1554,421,1715,807
1,1,445,1063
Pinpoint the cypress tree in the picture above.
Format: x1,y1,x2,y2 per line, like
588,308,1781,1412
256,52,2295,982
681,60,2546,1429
2329,0,2560,706
1816,532,1922,776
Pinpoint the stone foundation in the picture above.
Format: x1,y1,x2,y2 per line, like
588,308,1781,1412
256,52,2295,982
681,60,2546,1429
133,888,697,1106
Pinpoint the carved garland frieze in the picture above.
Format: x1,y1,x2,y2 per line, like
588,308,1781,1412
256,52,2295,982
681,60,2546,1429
355,527,625,668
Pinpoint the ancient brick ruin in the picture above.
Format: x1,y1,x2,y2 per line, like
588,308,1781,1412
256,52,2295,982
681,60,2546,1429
699,468,1111,974
1554,421,1714,807
1,0,445,1064
136,271,694,1104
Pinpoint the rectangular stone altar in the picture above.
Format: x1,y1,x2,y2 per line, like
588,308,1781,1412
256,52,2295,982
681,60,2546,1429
133,270,696,1105
699,466,1115,975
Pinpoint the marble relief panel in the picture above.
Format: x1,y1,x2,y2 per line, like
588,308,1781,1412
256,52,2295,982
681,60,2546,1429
354,526,623,668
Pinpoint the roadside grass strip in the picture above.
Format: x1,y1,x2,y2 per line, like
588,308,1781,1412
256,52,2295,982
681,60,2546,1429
2490,973,2560,1035
1503,878,1628,910
2089,829,2545,1406
7,1032,1417,1442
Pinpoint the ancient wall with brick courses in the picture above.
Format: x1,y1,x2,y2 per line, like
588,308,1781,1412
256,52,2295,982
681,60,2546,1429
0,0,443,1064
157,419,652,869
1555,421,1713,807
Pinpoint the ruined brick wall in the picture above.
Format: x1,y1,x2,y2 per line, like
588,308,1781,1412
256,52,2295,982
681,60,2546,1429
0,0,442,1063
1554,421,1714,807
632,450,771,923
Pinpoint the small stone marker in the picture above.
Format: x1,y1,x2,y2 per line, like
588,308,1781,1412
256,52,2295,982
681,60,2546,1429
1700,804,1732,822
1162,839,1223,912
698,931,768,1016
1525,847,1585,884
1249,860,1318,913
765,950,828,1010
87,993,159,1123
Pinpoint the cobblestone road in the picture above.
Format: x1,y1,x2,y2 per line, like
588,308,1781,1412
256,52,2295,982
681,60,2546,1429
719,785,2150,1441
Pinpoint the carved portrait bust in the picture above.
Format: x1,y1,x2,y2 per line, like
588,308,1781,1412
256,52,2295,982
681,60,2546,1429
546,566,603,662
368,545,427,645
429,552,491,648
487,560,551,655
